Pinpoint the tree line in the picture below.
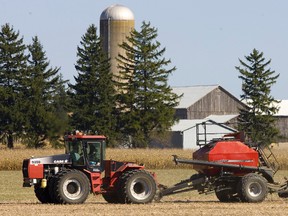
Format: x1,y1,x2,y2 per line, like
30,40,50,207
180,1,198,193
0,21,280,149
0,22,181,149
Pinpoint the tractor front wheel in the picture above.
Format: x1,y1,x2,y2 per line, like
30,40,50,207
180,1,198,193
118,170,156,204
34,183,53,203
238,173,268,203
52,169,90,204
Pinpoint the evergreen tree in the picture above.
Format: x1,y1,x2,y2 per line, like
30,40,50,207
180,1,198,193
236,49,279,146
69,24,116,146
115,21,181,148
47,74,70,148
0,23,28,148
23,36,67,148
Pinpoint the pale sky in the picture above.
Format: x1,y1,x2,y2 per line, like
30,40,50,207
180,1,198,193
1,0,287,99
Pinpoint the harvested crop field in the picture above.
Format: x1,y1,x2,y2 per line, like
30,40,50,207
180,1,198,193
1,201,288,216
1,146,288,215
1,170,288,216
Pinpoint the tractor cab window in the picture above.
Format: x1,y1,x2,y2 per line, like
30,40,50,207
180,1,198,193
87,142,102,166
68,140,84,166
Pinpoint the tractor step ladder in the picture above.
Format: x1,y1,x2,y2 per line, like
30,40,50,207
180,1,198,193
257,145,280,174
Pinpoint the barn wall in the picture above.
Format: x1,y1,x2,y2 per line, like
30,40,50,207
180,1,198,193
275,116,288,141
186,87,245,119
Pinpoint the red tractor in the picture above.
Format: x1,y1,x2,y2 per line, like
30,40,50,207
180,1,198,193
157,121,288,203
22,132,157,204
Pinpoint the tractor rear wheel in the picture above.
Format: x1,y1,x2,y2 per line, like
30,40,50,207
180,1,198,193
52,169,90,204
118,170,156,204
238,173,268,203
34,183,53,203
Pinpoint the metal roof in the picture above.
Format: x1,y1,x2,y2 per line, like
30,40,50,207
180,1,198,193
275,100,288,116
205,114,238,123
100,4,134,21
243,99,288,116
171,119,203,131
171,115,237,132
172,85,219,108
171,116,238,149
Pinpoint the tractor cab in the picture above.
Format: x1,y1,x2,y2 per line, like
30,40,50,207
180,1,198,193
64,133,106,172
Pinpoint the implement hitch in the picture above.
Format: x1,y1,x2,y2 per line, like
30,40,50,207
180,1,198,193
156,174,207,201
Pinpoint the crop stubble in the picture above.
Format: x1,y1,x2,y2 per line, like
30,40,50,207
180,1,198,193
1,170,288,216
0,201,288,216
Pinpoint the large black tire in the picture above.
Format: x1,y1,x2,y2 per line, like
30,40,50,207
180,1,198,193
48,174,64,204
215,188,239,202
117,170,156,204
278,191,288,198
278,190,288,198
102,192,121,203
34,183,53,203
52,169,90,204
238,173,268,203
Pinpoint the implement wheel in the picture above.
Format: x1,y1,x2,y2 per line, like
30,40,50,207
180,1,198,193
277,183,288,198
52,169,90,204
278,191,288,198
238,173,267,203
118,170,156,204
215,188,239,202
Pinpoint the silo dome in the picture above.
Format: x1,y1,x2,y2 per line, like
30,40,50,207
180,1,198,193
100,4,134,20
100,4,135,79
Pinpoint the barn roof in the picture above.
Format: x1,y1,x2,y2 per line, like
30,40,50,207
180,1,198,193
173,85,219,108
243,99,288,116
171,115,237,132
206,114,238,123
171,119,202,131
173,85,243,109
275,100,288,116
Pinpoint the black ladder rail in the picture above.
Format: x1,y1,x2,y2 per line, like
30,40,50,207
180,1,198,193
257,145,279,174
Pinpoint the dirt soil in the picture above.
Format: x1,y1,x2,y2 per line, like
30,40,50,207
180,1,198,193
1,169,288,216
1,195,288,216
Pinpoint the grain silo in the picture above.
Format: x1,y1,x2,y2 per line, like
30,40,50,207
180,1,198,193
100,4,135,77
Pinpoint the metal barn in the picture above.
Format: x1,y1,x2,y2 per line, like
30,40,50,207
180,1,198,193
170,115,237,149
